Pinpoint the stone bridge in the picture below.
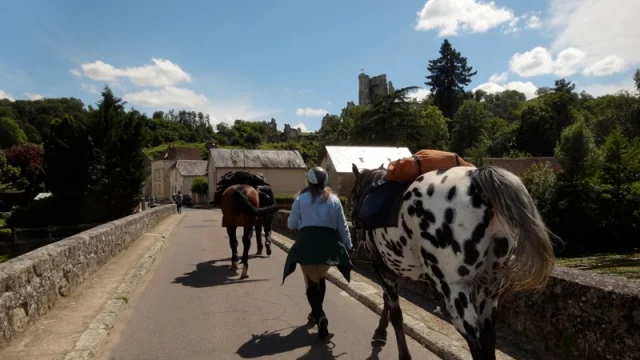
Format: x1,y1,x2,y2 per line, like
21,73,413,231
0,206,637,360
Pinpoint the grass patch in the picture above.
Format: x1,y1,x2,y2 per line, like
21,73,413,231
557,253,640,280
116,296,129,304
0,254,8,264
0,218,5,227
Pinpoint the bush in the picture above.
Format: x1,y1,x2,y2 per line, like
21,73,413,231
191,176,208,195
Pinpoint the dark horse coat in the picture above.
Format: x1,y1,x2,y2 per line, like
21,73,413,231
220,184,278,228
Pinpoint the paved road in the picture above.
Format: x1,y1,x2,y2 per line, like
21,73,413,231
98,208,439,360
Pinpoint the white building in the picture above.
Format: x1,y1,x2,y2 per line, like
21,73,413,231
320,145,412,197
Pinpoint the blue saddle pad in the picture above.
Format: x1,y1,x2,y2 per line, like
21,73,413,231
356,180,412,229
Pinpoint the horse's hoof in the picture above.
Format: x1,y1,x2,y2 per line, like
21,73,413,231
266,245,272,256
229,262,239,271
372,329,387,344
256,249,263,255
240,266,249,279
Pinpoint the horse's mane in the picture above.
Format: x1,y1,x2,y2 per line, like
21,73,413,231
356,168,387,188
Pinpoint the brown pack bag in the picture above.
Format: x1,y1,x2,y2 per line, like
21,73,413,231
386,149,475,182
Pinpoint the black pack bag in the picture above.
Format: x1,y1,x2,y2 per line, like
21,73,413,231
213,171,271,206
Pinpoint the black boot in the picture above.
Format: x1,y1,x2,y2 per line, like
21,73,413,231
306,283,318,323
316,278,329,340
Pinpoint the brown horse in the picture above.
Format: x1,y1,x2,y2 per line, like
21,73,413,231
220,184,279,279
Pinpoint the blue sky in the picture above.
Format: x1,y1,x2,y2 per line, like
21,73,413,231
1,0,638,132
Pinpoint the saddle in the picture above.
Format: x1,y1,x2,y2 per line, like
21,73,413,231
214,171,271,206
355,178,413,229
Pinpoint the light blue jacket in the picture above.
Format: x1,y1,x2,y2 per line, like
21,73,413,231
287,191,353,250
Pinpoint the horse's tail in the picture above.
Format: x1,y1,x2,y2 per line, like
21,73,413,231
233,188,280,217
473,166,558,293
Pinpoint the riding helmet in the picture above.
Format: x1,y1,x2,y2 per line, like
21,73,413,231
306,166,328,185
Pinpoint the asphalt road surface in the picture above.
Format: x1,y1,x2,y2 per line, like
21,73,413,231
98,208,439,360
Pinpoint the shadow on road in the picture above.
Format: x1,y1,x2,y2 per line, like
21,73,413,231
172,259,270,288
236,323,348,359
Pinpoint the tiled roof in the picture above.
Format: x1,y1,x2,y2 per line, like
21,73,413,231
209,148,307,169
175,160,208,176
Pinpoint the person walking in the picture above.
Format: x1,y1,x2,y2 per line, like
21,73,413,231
281,166,353,340
175,191,183,214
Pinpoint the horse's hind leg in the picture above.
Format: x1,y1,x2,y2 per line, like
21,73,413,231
443,282,497,360
240,225,254,279
227,227,239,271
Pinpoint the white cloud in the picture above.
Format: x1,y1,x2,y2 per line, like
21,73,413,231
489,72,508,83
579,80,637,97
296,107,328,117
549,0,640,71
509,46,589,77
25,93,44,100
70,68,82,77
123,87,208,108
509,47,554,77
554,48,586,77
415,0,515,36
583,55,626,76
291,123,309,133
0,90,15,101
76,58,192,87
81,82,101,95
473,81,538,100
526,15,542,29
406,88,431,101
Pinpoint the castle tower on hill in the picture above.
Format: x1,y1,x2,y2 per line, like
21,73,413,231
358,72,394,106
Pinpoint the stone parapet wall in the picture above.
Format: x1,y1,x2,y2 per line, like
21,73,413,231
272,210,640,360
0,204,176,348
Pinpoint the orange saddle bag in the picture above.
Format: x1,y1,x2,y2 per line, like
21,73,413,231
386,149,475,182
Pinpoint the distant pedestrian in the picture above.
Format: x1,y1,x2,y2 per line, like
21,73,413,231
282,166,353,340
176,191,183,214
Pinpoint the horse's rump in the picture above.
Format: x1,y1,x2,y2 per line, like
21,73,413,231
214,171,271,205
220,184,260,228
386,149,474,182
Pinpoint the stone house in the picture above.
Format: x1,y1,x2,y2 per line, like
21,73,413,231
320,145,412,197
167,160,208,203
150,145,202,201
207,148,308,200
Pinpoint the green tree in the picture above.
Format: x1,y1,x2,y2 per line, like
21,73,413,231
425,39,477,121
191,177,209,195
0,117,27,149
412,103,450,150
44,115,94,194
521,162,557,219
0,152,19,190
554,120,600,181
634,69,640,93
450,100,492,155
89,87,149,217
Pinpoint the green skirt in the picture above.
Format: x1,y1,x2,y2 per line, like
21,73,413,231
282,226,352,285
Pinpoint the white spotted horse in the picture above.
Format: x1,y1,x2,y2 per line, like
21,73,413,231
351,164,556,360
216,171,279,279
